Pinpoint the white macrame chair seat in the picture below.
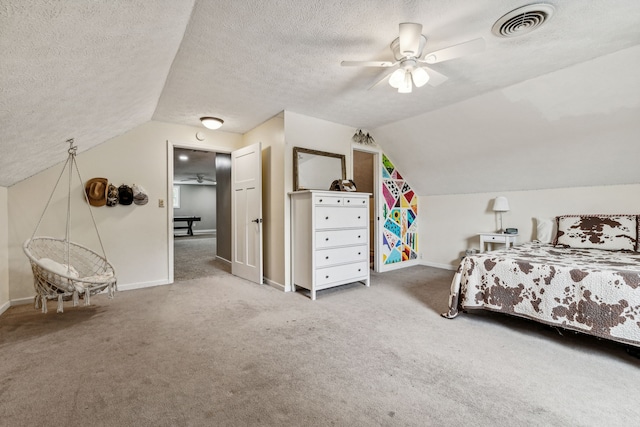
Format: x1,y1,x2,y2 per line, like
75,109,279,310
23,237,117,313
23,139,117,313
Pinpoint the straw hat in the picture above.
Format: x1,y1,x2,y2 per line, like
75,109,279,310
85,178,108,207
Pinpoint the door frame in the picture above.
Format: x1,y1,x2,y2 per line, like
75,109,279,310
351,143,382,273
166,140,231,284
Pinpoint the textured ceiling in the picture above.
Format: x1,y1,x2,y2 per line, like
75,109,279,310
173,148,216,185
0,0,196,187
1,0,640,188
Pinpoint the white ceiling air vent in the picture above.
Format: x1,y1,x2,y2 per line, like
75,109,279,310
492,4,555,38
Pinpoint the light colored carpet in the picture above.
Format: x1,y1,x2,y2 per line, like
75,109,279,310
173,235,230,281
1,265,639,426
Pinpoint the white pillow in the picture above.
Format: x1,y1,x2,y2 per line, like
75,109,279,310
38,258,79,292
74,272,114,293
535,217,555,244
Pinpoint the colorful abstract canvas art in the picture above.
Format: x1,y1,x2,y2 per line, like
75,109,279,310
381,154,418,265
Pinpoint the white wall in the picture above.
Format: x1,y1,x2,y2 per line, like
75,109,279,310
419,184,640,269
284,111,358,289
0,186,9,313
241,114,286,288
173,184,217,233
8,121,241,300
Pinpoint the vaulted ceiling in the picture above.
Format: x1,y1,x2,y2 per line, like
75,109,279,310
1,1,639,190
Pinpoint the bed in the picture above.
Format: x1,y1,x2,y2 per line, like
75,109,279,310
442,214,640,349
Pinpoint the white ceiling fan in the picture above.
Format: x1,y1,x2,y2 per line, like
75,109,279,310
341,23,485,93
181,173,216,184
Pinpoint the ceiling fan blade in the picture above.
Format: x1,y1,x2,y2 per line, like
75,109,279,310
424,66,449,87
421,38,485,64
398,23,423,57
341,60,396,67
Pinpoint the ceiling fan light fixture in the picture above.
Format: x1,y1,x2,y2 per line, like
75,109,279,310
411,67,430,88
397,72,413,93
200,116,224,130
388,69,406,89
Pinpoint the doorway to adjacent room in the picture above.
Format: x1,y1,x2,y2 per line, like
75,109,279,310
171,146,232,281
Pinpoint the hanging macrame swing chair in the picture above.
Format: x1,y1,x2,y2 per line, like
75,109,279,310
23,139,117,313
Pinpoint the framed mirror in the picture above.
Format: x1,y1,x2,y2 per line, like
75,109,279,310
293,147,346,191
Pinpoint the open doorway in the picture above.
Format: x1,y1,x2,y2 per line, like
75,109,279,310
353,149,377,270
171,146,231,281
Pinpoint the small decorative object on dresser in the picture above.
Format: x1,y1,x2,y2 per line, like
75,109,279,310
329,179,357,192
290,190,370,300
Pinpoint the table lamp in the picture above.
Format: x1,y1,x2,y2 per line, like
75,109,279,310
493,196,510,233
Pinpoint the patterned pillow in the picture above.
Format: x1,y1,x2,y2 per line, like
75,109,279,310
554,214,638,251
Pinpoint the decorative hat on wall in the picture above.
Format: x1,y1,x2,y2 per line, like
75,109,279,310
85,178,108,207
118,184,134,205
132,184,148,205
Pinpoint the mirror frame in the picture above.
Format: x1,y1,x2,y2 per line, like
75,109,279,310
293,147,346,191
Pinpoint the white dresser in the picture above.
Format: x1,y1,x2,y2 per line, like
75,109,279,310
290,190,370,300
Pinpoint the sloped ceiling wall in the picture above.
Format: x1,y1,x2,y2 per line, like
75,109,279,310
373,45,640,195
0,1,195,186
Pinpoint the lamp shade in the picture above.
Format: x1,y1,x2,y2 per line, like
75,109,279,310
411,67,430,88
493,196,510,212
389,69,406,89
200,117,224,130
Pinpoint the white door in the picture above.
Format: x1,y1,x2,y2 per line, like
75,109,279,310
231,142,263,284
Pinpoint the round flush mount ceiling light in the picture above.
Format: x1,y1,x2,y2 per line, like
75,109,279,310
200,116,224,130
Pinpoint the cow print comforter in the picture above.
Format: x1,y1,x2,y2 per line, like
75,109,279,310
442,242,640,348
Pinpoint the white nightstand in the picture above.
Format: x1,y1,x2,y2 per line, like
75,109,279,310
479,233,518,252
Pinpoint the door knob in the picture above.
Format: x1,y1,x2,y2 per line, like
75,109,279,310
251,218,263,223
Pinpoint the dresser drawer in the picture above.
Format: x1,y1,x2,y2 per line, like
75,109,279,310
343,196,368,207
316,206,368,229
315,245,367,268
314,195,343,206
315,261,369,287
316,229,367,249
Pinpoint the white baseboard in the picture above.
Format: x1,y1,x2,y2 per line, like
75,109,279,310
216,256,231,265
0,300,10,315
264,277,285,292
174,229,216,237
420,260,457,271
11,296,35,306
378,259,421,272
194,229,216,236
116,279,170,292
